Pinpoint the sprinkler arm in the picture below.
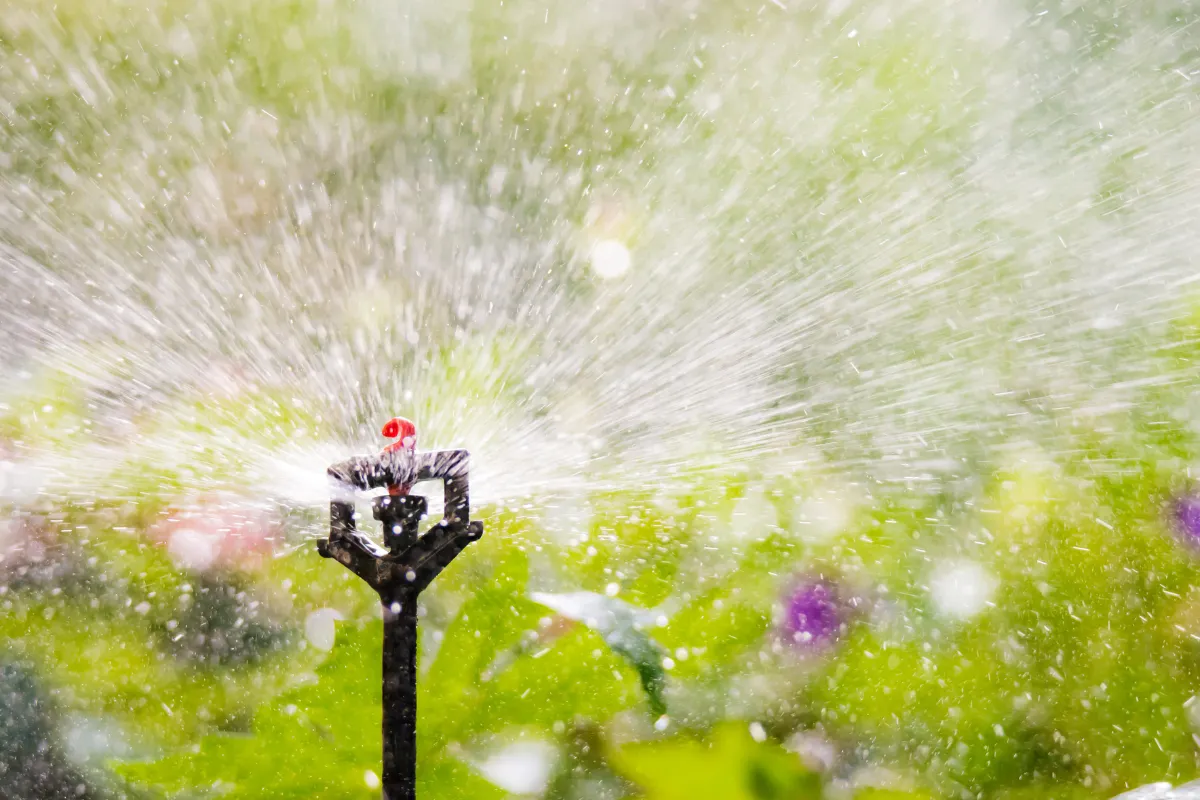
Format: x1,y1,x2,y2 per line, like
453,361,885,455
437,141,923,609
326,449,472,521
319,498,387,590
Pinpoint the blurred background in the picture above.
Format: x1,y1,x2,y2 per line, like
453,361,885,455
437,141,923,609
3,0,1200,797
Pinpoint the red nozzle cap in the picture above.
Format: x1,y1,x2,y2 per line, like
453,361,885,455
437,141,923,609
382,417,417,496
382,417,417,453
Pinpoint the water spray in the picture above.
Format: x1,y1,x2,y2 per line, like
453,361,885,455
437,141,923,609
317,418,483,800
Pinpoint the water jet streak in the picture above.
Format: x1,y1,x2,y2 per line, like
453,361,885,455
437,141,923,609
0,0,1198,520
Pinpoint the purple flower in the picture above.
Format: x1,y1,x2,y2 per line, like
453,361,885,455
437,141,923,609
781,578,844,648
1174,495,1200,543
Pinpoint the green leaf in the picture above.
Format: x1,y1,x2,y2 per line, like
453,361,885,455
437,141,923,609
530,590,668,716
611,723,821,800
419,551,543,754
853,791,935,800
482,624,645,727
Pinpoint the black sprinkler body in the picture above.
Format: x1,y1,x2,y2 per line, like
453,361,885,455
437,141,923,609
317,420,483,800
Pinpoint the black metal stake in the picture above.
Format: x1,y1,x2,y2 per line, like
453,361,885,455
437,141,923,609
318,446,483,800
382,594,418,800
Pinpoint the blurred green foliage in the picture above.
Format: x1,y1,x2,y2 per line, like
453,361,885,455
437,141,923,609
9,390,1200,797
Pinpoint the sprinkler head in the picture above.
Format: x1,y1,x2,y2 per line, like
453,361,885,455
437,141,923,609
317,416,483,591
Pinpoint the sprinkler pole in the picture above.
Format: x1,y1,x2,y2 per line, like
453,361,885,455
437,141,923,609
318,420,483,800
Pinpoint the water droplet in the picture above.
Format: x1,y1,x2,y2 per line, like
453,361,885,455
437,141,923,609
590,239,631,280
305,608,343,651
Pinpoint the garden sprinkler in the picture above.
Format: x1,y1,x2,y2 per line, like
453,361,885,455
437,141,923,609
317,418,484,800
